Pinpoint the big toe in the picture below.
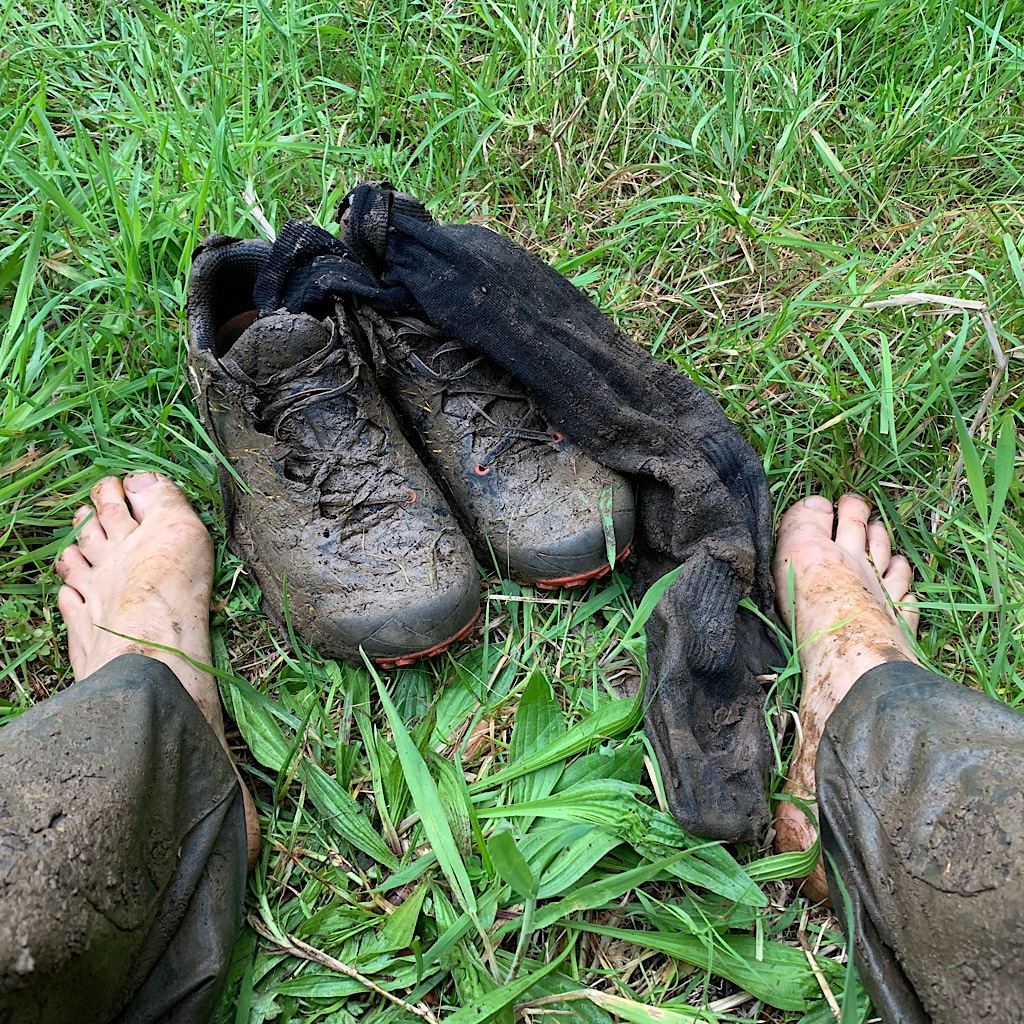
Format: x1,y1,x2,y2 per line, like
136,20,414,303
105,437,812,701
123,472,195,522
773,496,834,571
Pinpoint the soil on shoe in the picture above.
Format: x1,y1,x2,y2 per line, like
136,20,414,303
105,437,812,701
187,238,480,663
354,306,635,585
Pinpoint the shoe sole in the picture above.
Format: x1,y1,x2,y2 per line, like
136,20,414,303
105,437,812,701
530,540,634,591
374,606,482,670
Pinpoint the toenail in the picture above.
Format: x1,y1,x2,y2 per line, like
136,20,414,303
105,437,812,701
124,472,159,491
73,506,91,523
804,495,833,511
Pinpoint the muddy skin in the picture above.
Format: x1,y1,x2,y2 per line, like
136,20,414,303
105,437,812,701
54,473,261,865
771,493,920,901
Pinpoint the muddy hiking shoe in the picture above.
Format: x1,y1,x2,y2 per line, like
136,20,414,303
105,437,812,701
186,234,480,668
354,305,635,588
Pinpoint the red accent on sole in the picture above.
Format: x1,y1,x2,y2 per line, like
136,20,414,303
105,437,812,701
373,606,482,670
531,539,634,592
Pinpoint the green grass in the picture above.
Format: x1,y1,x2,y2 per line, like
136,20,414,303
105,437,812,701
2,0,1023,1020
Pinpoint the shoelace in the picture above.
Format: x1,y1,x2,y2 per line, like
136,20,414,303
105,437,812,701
391,327,563,475
231,336,417,526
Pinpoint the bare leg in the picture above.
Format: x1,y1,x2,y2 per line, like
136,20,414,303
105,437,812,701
772,494,920,900
54,472,260,865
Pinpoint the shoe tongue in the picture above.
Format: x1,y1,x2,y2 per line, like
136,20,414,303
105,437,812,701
222,312,332,382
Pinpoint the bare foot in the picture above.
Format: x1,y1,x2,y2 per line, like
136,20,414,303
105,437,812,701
772,494,920,901
54,473,260,866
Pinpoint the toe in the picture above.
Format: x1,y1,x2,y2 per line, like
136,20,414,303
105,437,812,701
55,543,92,583
882,553,914,600
772,497,837,626
834,493,871,554
90,477,137,541
56,584,91,671
773,496,835,577
57,583,86,616
123,472,194,521
866,519,892,575
75,506,108,562
775,496,835,555
895,591,920,637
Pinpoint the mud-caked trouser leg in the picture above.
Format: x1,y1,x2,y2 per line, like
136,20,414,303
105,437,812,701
0,654,247,1024
817,661,1024,1024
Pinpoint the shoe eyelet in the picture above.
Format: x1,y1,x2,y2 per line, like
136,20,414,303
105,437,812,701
474,464,490,476
406,488,418,503
550,432,564,444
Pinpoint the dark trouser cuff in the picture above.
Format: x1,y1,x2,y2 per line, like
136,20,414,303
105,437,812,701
817,660,1024,1024
0,654,247,1024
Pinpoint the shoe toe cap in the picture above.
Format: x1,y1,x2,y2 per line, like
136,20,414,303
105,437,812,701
328,572,481,662
496,478,636,584
302,555,481,663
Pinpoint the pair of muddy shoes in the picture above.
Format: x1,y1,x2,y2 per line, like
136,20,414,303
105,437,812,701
186,234,634,669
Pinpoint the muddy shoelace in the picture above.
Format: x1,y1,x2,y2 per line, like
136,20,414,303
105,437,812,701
225,336,416,531
380,317,563,476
